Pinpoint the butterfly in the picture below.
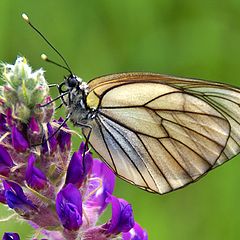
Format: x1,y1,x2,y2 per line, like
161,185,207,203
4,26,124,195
56,72,240,194
22,13,240,195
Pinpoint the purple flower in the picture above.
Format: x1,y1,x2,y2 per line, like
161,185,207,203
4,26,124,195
65,143,93,188
122,222,148,240
56,117,71,151
0,57,148,239
0,145,14,177
104,195,134,235
3,180,36,214
56,183,83,231
25,154,47,190
11,125,29,152
82,195,135,240
84,158,115,214
2,232,20,240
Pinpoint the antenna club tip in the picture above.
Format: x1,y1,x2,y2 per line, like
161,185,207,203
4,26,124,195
41,54,48,61
22,13,29,22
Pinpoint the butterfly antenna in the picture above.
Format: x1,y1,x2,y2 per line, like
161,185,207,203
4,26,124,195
22,13,73,75
41,54,71,73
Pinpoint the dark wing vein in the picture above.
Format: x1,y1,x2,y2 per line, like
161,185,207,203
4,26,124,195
95,117,118,173
136,134,173,190
97,114,152,190
99,110,162,139
157,138,193,180
160,136,212,167
157,113,224,148
143,91,181,106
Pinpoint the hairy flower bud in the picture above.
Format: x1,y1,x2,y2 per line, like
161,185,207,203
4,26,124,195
0,57,50,123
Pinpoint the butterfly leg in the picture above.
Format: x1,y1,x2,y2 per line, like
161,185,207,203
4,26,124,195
55,103,64,111
75,122,92,171
48,83,59,88
40,92,69,107
31,113,72,147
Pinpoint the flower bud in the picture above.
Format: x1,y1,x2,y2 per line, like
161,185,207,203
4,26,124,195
2,86,18,106
2,232,20,240
104,195,134,235
65,143,93,188
0,145,14,177
56,117,71,151
28,116,40,133
15,103,31,123
0,113,7,132
56,183,83,231
3,180,37,216
11,125,29,152
0,57,50,123
25,154,47,190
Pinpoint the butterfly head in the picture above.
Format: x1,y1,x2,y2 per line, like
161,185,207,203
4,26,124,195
66,74,80,88
59,74,88,94
59,74,93,124
64,74,81,89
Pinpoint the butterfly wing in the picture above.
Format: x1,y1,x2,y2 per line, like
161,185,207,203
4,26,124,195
83,72,240,194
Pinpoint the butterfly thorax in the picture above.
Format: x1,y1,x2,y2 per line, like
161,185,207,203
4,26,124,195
62,74,96,125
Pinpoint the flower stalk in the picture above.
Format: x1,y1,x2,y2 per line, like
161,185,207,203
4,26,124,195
0,57,148,240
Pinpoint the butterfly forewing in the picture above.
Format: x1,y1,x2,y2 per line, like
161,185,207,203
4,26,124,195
83,73,240,194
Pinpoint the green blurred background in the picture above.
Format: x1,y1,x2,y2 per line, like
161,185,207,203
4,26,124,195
0,0,240,239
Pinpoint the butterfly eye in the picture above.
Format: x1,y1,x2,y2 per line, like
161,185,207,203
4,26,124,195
67,76,78,88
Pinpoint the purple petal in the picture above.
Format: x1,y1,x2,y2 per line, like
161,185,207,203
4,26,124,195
56,117,71,151
0,113,8,132
56,183,82,231
11,125,29,152
6,108,13,127
78,142,93,175
84,159,115,214
29,117,40,133
104,195,134,235
3,180,36,213
122,222,148,240
2,232,20,240
0,181,6,203
46,123,57,151
25,154,47,190
41,123,57,153
65,142,93,188
65,152,84,187
0,145,14,177
78,141,85,154
41,135,48,153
